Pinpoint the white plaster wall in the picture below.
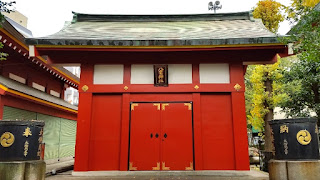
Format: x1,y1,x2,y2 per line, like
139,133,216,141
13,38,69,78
93,65,124,84
9,73,26,84
168,64,192,84
199,64,230,83
32,82,45,92
50,90,60,97
131,65,154,84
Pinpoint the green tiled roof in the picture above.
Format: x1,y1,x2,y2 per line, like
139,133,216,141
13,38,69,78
26,11,282,46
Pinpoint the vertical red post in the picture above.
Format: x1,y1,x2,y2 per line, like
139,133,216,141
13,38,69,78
231,92,250,170
230,63,249,170
192,64,203,170
119,93,130,170
192,93,203,170
74,63,94,171
192,64,200,85
123,64,131,85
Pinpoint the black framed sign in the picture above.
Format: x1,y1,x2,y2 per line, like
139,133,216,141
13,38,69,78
154,65,168,87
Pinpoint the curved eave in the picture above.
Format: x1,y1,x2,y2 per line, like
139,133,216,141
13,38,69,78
0,28,79,88
0,77,78,114
26,37,283,47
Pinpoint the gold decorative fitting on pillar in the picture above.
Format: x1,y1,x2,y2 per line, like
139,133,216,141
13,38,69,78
184,103,192,110
131,103,139,111
153,103,161,110
82,85,89,92
162,104,169,111
129,162,137,171
162,162,170,170
234,83,242,91
297,130,312,145
124,86,129,91
185,162,193,170
152,162,160,170
0,132,15,147
194,85,199,90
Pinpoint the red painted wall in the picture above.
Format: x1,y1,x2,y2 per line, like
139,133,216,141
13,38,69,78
88,94,122,170
0,54,64,98
73,62,250,171
201,93,235,170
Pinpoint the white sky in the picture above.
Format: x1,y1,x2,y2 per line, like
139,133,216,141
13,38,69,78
12,0,293,37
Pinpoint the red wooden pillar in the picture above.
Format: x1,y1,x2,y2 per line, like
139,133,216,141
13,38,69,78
192,93,203,170
230,63,249,170
119,64,131,171
192,64,203,170
74,63,93,171
119,93,130,171
231,92,249,170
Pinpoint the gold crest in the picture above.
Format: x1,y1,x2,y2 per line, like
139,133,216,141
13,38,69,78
1,132,15,147
297,130,312,145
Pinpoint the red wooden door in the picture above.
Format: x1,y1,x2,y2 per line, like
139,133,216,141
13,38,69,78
161,103,193,171
129,102,193,171
129,103,161,170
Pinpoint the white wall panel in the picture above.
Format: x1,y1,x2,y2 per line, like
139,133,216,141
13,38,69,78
9,73,26,84
168,64,192,84
131,65,154,84
32,82,45,91
50,90,60,97
199,64,230,83
93,65,123,84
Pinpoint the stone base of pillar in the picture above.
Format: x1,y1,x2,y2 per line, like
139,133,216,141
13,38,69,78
0,160,46,180
269,159,320,180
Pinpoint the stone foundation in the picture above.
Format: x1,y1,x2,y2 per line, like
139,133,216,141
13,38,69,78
269,160,320,180
0,160,46,180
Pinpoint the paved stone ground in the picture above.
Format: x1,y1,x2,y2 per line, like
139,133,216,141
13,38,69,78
46,160,74,176
46,170,269,180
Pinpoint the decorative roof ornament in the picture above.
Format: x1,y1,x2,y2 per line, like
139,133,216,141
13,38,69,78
208,1,222,13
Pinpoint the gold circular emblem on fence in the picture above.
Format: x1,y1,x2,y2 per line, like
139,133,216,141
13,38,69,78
296,130,311,145
1,132,15,147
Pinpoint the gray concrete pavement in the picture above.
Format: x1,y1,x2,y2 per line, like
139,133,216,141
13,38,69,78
46,160,74,176
46,170,269,180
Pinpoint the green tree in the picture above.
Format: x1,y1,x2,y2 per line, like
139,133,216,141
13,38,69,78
246,0,287,152
245,57,287,151
286,0,320,22
280,2,320,123
0,1,16,60
279,58,320,122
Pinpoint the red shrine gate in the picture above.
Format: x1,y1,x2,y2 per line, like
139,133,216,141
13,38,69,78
129,102,193,171
27,11,289,173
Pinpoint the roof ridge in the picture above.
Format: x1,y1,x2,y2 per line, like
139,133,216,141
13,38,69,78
71,11,254,23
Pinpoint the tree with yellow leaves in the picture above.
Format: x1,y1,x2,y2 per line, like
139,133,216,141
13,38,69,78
246,0,287,154
287,0,320,22
252,0,285,33
246,0,320,156
245,57,287,152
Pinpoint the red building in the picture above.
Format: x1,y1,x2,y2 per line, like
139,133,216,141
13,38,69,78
0,16,79,161
27,11,288,173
